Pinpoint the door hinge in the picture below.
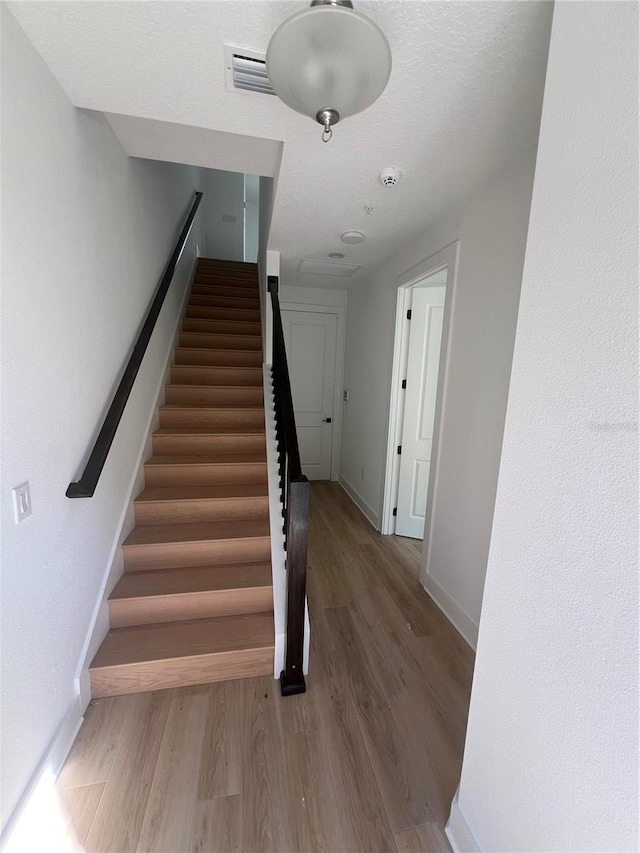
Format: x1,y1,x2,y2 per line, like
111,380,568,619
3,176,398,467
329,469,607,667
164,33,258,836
397,445,402,455
401,379,407,390
406,309,412,320
392,507,397,517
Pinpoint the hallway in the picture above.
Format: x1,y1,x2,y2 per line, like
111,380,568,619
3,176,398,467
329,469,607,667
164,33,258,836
56,483,474,852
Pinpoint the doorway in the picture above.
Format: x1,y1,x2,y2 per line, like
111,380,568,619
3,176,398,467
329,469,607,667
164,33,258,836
381,244,457,541
281,302,346,481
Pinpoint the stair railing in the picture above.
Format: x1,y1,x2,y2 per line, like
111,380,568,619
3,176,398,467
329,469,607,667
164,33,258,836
268,275,310,695
66,191,203,498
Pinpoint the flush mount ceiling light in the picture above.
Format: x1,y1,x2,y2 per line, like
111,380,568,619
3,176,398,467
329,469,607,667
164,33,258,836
329,251,346,259
341,230,365,244
266,0,392,143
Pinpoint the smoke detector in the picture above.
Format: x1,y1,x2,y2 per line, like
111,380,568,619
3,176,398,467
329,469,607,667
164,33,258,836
379,167,402,187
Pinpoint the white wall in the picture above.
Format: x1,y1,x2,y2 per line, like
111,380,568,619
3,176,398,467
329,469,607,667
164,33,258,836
340,152,538,642
279,285,347,309
258,177,276,360
244,173,260,263
202,168,244,261
0,7,202,834
451,4,639,851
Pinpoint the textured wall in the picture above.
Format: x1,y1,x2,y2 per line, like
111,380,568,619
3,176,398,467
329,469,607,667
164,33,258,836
0,7,202,831
340,153,538,641
455,3,639,849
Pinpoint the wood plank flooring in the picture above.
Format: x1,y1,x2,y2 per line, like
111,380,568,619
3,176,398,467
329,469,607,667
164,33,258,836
57,482,474,852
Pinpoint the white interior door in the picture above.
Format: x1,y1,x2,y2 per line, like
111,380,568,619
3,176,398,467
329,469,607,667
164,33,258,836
396,285,446,538
282,310,338,480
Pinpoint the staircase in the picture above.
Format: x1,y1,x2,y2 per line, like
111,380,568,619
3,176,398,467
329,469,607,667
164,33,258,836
89,259,274,698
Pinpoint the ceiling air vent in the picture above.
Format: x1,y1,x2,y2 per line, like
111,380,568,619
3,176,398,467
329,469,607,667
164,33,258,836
224,44,275,96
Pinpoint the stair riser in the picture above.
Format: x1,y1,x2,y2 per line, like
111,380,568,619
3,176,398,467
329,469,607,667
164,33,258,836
170,366,262,387
123,537,271,571
194,276,258,289
165,386,263,408
159,408,264,429
108,587,273,629
197,260,258,271
192,284,260,300
183,318,261,336
185,306,261,322
197,261,257,273
195,268,258,280
190,294,260,310
144,462,268,488
152,434,266,456
179,332,262,351
90,647,274,698
174,348,262,368
135,496,269,525
198,258,255,267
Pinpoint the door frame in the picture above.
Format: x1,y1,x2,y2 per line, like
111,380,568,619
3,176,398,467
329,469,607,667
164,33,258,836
280,301,347,481
381,242,459,540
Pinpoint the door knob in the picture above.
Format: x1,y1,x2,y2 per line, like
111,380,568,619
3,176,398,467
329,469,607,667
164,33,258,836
322,417,332,423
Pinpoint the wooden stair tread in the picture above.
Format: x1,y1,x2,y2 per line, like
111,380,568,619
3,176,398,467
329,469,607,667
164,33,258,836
110,563,272,600
185,304,260,323
160,405,264,413
123,518,270,547
191,290,259,300
178,331,262,349
192,277,259,286
165,382,263,392
163,388,264,408
183,320,261,335
136,484,268,502
165,386,262,392
198,258,258,266
172,363,262,372
174,348,262,355
189,295,260,308
146,453,266,465
154,426,265,436
91,612,274,669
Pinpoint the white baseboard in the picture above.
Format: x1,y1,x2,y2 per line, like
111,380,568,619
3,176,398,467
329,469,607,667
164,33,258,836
74,250,199,711
337,476,380,530
422,572,478,650
446,793,481,852
1,697,83,851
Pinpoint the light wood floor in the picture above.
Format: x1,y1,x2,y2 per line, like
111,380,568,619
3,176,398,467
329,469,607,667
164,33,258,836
57,482,475,852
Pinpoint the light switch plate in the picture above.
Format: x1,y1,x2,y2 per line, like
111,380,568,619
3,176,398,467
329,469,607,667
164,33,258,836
13,482,32,523
343,389,350,403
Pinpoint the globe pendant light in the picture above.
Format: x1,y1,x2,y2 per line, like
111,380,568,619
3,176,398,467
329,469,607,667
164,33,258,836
266,0,392,142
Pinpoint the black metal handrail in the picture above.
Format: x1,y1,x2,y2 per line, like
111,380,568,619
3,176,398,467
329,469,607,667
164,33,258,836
268,275,310,695
66,191,203,498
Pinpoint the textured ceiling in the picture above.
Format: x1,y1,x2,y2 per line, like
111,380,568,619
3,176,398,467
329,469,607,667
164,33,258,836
10,1,553,289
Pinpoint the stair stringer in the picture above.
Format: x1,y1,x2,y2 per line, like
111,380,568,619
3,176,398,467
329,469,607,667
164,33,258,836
263,363,310,678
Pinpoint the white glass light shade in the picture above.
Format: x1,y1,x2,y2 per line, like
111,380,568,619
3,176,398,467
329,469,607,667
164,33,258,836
266,6,392,123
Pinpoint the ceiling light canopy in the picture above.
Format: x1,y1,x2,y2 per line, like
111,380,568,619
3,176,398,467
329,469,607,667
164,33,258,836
266,0,392,142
